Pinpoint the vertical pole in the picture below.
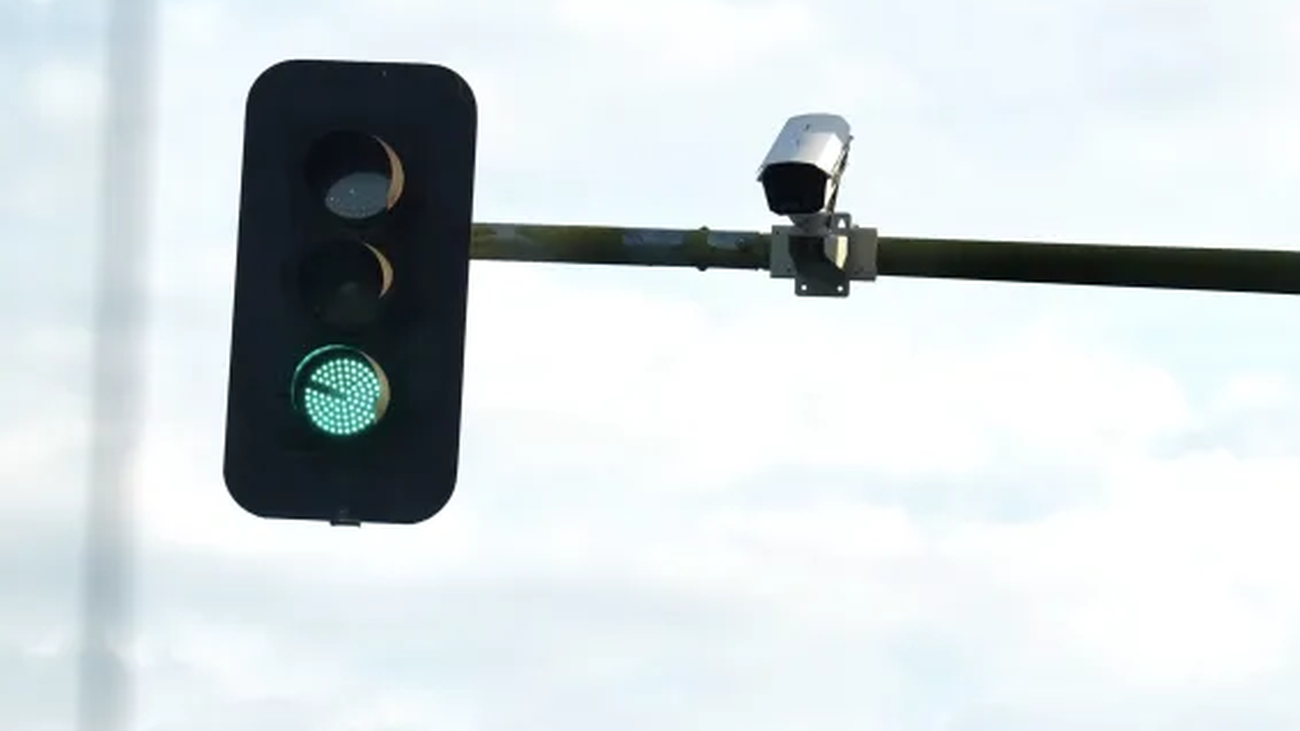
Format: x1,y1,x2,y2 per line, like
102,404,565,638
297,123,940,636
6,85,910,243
78,0,156,728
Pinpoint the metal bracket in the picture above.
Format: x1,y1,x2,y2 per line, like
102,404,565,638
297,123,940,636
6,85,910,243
769,213,878,296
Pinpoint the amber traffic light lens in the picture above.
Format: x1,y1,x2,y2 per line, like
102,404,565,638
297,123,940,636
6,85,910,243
298,238,394,329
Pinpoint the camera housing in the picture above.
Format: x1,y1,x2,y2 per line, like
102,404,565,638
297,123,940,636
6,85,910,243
758,113,875,297
756,113,852,224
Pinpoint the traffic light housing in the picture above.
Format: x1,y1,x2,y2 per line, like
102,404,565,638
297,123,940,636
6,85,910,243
223,60,477,525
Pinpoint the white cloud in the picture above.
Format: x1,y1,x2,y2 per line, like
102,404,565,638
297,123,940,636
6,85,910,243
27,60,102,127
549,0,817,84
1215,371,1296,413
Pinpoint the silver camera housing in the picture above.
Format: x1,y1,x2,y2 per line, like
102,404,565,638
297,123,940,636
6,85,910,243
758,113,875,297
756,113,852,227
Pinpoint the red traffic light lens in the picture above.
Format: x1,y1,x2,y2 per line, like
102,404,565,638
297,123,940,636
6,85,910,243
304,131,405,222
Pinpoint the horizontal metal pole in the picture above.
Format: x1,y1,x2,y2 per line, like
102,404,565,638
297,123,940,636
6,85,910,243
471,223,768,270
878,237,1300,295
471,222,1300,295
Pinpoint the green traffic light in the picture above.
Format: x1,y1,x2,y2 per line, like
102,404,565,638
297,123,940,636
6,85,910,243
291,345,391,437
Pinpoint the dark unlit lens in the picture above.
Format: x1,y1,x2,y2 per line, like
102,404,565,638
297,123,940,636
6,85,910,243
298,239,394,329
304,131,405,222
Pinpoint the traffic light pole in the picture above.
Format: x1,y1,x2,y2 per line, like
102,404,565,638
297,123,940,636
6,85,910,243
472,223,1300,296
82,0,153,729
471,223,769,271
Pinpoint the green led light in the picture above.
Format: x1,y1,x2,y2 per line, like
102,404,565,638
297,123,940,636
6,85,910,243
291,345,390,437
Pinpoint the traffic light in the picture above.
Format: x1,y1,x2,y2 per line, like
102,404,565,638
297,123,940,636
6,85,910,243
223,59,477,526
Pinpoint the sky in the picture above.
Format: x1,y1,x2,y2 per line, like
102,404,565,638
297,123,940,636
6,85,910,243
6,0,1300,728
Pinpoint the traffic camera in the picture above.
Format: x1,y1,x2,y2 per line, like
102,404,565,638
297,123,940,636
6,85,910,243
757,113,852,226
759,113,876,296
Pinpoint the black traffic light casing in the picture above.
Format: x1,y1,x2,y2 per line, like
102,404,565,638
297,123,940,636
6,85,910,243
224,60,477,525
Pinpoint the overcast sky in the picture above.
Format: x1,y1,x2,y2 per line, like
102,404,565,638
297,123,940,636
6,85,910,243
7,0,1300,729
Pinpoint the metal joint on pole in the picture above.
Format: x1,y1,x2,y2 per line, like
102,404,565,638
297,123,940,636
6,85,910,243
769,212,878,297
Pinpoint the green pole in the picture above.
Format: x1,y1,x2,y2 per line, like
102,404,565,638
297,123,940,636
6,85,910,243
472,222,1300,295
